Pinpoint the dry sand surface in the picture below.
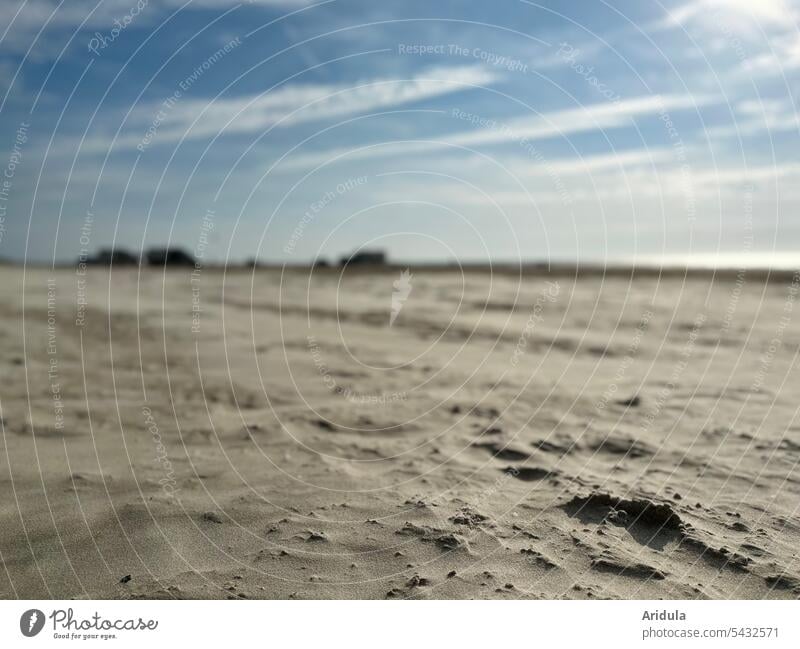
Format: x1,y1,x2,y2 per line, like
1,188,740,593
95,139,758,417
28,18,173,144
1,265,799,599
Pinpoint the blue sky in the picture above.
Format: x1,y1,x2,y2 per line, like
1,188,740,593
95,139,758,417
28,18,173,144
1,0,799,266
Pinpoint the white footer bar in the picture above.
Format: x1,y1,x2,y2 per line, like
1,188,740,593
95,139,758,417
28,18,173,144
3,600,798,648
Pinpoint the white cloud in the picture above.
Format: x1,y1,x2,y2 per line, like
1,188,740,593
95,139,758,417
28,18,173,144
379,147,680,206
451,145,678,176
658,0,796,34
482,159,800,205
0,0,158,51
706,98,800,137
450,94,709,147
278,93,717,171
77,65,499,153
654,0,800,79
631,0,800,130
182,65,497,136
64,65,500,157
540,147,677,175
0,0,309,55
616,160,800,198
741,32,800,76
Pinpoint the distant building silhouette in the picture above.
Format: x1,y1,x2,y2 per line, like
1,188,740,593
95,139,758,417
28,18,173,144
340,250,387,266
146,247,195,266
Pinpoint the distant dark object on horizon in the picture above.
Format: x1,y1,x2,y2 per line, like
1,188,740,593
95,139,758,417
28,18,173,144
340,250,387,266
87,248,139,265
146,247,195,266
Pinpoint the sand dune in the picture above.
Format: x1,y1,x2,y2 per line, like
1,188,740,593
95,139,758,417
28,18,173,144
1,265,799,599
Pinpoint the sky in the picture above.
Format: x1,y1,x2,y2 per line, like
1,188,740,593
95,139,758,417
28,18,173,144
0,0,798,266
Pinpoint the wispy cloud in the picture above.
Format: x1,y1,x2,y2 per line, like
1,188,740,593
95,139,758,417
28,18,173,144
741,32,800,76
707,98,800,137
374,147,681,206
655,0,796,34
81,64,499,153
466,159,800,205
631,161,800,196
278,93,717,171
450,94,710,147
652,0,800,80
537,147,677,175
0,0,311,55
